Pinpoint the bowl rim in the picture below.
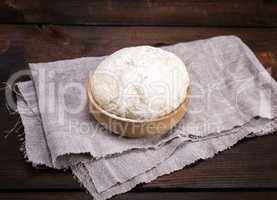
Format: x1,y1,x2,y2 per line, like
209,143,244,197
87,79,191,124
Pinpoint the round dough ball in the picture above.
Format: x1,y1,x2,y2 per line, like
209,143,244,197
90,46,189,120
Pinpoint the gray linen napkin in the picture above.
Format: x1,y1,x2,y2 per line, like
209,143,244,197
16,36,277,200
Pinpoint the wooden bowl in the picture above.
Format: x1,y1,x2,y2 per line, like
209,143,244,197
87,81,191,138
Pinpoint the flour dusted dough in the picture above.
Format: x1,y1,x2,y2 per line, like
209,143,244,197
90,46,189,120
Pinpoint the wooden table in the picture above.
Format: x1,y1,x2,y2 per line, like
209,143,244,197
0,1,277,199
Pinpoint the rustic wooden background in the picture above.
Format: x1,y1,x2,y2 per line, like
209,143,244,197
0,0,277,199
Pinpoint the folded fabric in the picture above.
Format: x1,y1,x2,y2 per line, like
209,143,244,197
17,36,277,200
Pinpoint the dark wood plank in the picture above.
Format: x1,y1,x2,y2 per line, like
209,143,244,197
0,0,276,27
1,25,277,190
147,135,277,189
1,191,277,200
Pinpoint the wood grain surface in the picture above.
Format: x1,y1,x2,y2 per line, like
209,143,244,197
0,1,277,199
1,191,277,200
0,26,277,193
0,0,276,27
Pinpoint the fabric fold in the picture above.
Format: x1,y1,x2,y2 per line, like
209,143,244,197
17,36,277,200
